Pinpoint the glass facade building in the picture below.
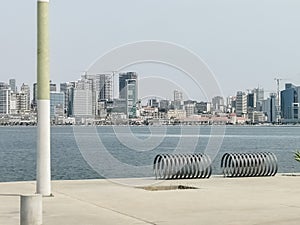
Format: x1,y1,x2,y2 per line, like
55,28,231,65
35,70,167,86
50,92,65,120
281,83,300,123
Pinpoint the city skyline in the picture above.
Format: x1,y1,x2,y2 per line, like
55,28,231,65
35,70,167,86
1,0,300,98
1,73,300,125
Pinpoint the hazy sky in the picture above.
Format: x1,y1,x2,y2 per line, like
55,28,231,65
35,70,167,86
1,0,300,100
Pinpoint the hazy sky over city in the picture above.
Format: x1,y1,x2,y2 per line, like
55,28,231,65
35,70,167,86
1,0,300,100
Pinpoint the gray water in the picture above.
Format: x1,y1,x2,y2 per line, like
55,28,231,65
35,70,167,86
0,125,300,182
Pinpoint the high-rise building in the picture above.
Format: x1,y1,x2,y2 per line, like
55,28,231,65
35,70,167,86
125,79,138,118
20,83,30,111
195,101,211,114
281,83,300,123
119,72,137,99
9,79,17,93
236,91,247,116
226,96,236,113
73,89,93,117
60,82,75,117
99,74,113,101
81,73,112,116
185,104,195,117
253,87,264,110
0,82,11,114
174,90,183,102
50,92,65,121
262,93,277,123
72,79,93,118
159,100,170,112
15,92,28,113
10,93,17,114
247,92,256,112
212,96,225,113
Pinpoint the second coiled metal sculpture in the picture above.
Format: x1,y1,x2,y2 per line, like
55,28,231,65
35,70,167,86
153,153,212,179
221,152,278,177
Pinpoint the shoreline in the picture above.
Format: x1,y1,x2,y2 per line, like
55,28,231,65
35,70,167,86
1,123,300,127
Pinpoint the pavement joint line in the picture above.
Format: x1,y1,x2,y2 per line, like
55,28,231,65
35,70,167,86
52,189,157,225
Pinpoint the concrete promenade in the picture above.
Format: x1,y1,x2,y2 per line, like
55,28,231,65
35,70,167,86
1,174,300,225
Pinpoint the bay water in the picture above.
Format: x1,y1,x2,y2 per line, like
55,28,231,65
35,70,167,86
0,125,300,182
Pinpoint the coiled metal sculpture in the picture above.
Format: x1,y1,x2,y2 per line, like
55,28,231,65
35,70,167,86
153,153,212,179
221,152,278,177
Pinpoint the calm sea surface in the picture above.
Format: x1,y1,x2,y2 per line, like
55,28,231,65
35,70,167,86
0,125,300,182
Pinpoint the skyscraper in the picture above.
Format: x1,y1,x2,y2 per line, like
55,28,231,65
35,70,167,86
60,82,75,117
72,79,93,118
262,93,277,123
253,87,264,110
50,92,65,122
9,79,17,93
0,82,11,114
281,83,300,123
119,72,137,99
99,73,113,101
125,79,138,118
20,83,31,111
236,91,247,116
247,92,256,112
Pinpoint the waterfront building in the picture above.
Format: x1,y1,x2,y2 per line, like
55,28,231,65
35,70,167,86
262,93,277,123
20,83,30,111
80,74,99,116
212,96,225,113
12,92,29,114
159,100,170,112
247,92,256,112
119,72,137,99
236,91,247,116
140,106,159,120
97,101,107,118
148,99,159,108
253,87,264,111
167,109,186,120
226,96,236,113
99,74,113,101
32,83,37,110
0,82,11,115
183,100,196,117
125,79,138,118
110,99,127,114
50,92,65,123
248,111,266,124
72,79,93,120
195,101,211,114
73,89,93,118
171,100,183,110
60,82,75,117
281,83,300,123
185,104,195,117
10,93,17,114
174,90,183,102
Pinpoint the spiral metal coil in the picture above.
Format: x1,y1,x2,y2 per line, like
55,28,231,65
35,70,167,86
221,152,278,177
153,153,212,179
